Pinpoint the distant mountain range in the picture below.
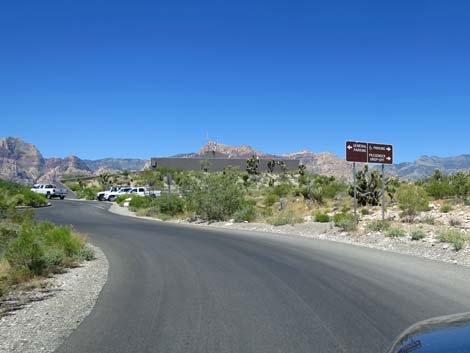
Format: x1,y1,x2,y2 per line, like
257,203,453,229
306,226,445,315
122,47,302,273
0,137,468,184
0,137,146,184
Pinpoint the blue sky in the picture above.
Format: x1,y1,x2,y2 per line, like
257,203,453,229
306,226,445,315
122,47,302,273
1,0,469,162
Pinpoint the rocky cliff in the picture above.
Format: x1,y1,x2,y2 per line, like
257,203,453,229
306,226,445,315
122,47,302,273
0,137,45,184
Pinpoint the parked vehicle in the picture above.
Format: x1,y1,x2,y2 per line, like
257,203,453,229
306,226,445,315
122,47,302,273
97,186,129,201
129,187,161,197
31,184,68,199
104,186,133,202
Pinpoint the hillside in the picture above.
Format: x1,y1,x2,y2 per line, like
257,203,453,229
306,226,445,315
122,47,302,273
1,137,469,184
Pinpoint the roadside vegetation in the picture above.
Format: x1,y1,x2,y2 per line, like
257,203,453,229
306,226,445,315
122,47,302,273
67,161,470,252
0,180,93,298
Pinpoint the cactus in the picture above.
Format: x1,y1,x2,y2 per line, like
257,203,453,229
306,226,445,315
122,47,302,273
349,165,381,206
267,160,275,173
246,155,260,175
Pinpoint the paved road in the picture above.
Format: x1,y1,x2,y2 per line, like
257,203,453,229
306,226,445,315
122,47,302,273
37,200,470,353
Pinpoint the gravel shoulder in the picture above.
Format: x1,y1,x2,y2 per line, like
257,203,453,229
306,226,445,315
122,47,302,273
109,203,470,267
0,244,108,353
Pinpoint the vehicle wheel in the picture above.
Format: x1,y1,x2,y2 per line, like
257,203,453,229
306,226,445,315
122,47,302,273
46,192,51,199
108,195,116,202
98,195,104,201
60,196,65,200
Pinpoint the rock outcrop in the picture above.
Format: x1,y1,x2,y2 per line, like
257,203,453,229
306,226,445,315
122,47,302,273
0,137,45,184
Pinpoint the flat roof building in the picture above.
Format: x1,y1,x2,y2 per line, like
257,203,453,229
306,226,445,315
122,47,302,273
150,151,299,173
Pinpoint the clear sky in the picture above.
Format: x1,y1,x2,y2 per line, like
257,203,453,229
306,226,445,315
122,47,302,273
1,0,469,162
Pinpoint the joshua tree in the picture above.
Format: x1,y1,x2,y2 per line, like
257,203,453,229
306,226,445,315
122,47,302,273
298,163,306,176
200,159,211,172
276,160,287,174
99,172,111,187
246,155,260,175
348,165,382,206
267,160,276,174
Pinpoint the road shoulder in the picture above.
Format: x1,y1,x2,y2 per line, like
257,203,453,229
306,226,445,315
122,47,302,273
0,244,108,353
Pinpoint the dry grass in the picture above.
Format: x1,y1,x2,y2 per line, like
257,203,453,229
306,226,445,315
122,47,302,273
0,260,11,297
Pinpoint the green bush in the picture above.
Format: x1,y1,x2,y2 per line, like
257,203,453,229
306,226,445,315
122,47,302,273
116,194,131,204
268,211,303,226
314,213,330,223
233,200,257,223
333,213,356,232
385,227,406,238
271,184,292,198
360,208,370,215
4,221,91,279
440,204,452,213
421,216,435,225
264,193,278,207
155,195,185,216
366,220,391,232
129,196,154,210
76,187,100,200
182,171,246,221
0,180,47,208
396,184,429,219
437,229,466,251
410,229,426,241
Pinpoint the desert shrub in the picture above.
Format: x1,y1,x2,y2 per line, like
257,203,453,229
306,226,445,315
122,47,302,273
22,190,47,207
116,194,131,204
410,229,426,241
182,171,245,221
4,221,91,279
360,208,370,215
261,207,273,218
0,180,47,208
74,247,95,261
67,182,81,192
0,260,9,296
76,186,101,200
264,193,278,207
440,204,452,213
385,227,406,238
233,200,257,223
366,220,391,232
129,196,154,210
437,229,466,251
333,213,356,232
271,184,292,198
421,216,435,225
155,195,185,216
396,184,429,219
5,227,45,276
449,218,461,227
268,211,303,226
314,213,330,223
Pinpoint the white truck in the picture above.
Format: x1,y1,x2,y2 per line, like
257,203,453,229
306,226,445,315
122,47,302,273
96,186,129,201
100,186,133,202
101,186,161,202
31,184,68,199
129,187,161,198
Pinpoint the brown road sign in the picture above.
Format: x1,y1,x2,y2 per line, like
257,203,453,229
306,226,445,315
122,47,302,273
368,143,393,164
346,141,368,162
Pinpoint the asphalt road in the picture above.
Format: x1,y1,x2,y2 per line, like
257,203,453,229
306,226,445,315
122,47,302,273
37,200,470,353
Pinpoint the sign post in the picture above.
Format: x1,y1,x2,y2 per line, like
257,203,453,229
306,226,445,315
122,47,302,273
166,173,172,200
346,141,393,223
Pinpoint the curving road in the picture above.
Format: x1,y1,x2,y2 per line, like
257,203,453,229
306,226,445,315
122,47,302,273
37,200,470,353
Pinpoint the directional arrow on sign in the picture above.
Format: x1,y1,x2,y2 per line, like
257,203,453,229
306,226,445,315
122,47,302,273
386,147,391,151
347,145,352,150
386,157,391,161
